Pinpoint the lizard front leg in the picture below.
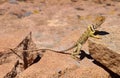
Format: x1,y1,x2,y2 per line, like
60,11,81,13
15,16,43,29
89,27,101,39
90,33,101,39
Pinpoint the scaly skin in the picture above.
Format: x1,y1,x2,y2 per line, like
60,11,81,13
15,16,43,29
71,15,105,58
10,15,105,59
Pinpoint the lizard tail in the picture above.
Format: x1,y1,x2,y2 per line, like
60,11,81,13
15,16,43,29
38,44,76,55
8,44,76,55
40,48,71,55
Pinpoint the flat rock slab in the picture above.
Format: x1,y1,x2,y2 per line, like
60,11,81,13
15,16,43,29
88,16,120,76
17,51,80,78
17,51,109,78
60,58,109,78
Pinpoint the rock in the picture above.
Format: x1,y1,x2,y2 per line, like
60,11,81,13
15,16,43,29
23,11,32,17
17,51,109,78
89,40,120,77
9,0,18,4
1,0,120,78
71,0,78,2
60,58,109,78
88,16,120,76
0,61,16,78
112,0,120,2
0,50,18,78
17,51,80,78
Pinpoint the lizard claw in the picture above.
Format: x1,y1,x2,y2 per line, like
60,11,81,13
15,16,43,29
95,36,102,39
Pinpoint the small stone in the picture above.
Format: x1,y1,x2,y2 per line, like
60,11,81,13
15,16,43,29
71,0,78,2
23,11,32,17
9,0,18,4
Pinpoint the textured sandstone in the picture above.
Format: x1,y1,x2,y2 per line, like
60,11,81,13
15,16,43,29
17,51,80,78
88,16,120,76
89,40,120,76
17,51,109,78
0,0,120,78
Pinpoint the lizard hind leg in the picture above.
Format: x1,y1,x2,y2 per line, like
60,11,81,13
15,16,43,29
71,43,82,59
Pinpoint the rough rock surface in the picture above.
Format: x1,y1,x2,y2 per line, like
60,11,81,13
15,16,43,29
88,16,120,76
0,0,120,78
17,51,109,78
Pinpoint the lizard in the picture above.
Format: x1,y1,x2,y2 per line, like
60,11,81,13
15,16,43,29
10,15,105,59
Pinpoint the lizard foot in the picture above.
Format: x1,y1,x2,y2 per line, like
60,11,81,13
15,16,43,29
71,54,81,61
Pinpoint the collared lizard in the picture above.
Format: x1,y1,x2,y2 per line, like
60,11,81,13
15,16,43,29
10,15,105,59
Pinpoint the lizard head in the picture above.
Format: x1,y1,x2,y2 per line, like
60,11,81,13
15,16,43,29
92,15,105,29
